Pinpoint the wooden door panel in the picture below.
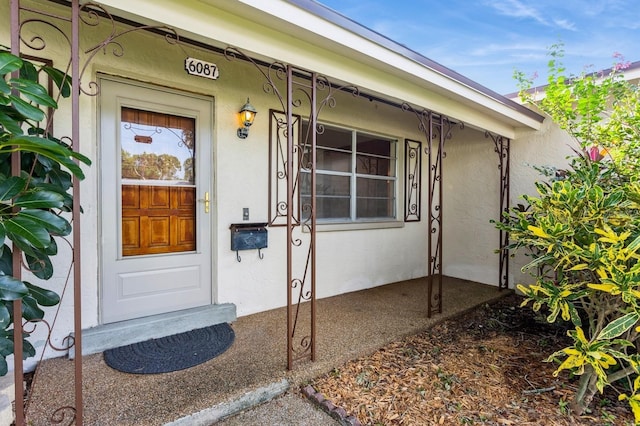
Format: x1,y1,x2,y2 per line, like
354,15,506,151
177,216,195,246
148,216,171,248
122,185,195,256
122,186,140,208
148,186,170,209
176,187,195,208
121,216,141,250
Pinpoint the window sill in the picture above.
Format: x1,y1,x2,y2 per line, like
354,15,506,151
310,220,405,232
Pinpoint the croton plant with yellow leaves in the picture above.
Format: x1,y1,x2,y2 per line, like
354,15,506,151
501,45,640,419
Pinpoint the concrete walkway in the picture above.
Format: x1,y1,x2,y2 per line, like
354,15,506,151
24,277,508,425
216,391,337,426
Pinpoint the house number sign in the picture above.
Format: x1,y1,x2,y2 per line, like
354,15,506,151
184,57,219,80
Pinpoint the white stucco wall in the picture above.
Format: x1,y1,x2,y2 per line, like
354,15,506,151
442,126,502,285
222,89,431,315
0,1,421,356
508,114,578,287
1,0,547,368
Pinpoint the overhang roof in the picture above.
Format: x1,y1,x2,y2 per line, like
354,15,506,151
284,0,543,122
92,0,544,138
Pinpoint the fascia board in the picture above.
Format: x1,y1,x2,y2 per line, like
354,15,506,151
93,0,541,137
225,0,543,129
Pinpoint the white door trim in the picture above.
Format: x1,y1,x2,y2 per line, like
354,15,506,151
98,75,216,324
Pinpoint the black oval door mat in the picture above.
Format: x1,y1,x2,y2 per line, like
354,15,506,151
104,323,235,374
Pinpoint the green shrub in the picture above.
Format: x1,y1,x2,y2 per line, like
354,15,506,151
501,45,640,419
0,50,90,374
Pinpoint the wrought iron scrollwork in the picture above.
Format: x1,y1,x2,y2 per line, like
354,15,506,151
486,131,511,290
228,48,318,369
402,103,462,317
11,1,192,424
269,110,301,226
404,139,422,221
225,46,287,112
231,44,361,368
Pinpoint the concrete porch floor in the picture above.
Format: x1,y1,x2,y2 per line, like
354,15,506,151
24,277,509,425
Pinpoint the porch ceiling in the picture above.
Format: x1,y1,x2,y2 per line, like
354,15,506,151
92,0,544,139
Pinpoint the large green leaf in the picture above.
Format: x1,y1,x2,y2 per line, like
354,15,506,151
41,236,57,256
14,190,64,209
0,51,86,372
0,78,10,96
19,209,70,236
27,135,90,166
10,78,57,108
18,59,38,82
0,176,26,201
0,275,28,301
28,179,71,196
20,296,42,321
1,134,55,152
8,95,45,122
0,155,8,177
596,312,640,340
25,251,53,280
22,337,35,358
0,335,13,358
0,109,24,135
21,295,44,321
28,182,73,211
6,232,40,258
40,166,73,191
30,150,55,172
42,66,71,98
0,245,11,276
0,52,22,76
4,215,52,249
17,238,58,280
0,303,9,329
0,135,90,179
25,282,59,306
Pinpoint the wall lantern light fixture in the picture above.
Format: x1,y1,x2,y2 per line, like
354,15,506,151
237,98,257,139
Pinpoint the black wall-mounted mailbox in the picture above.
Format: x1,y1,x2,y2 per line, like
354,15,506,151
230,223,268,261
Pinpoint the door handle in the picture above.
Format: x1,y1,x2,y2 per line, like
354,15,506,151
198,192,210,213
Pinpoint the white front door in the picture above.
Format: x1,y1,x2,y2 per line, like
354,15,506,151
99,77,214,324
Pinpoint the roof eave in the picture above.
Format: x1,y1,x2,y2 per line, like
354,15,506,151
276,0,544,127
92,0,544,135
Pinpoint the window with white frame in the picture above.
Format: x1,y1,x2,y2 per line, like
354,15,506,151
301,121,397,222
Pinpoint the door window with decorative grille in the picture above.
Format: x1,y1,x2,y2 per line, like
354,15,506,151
120,108,196,256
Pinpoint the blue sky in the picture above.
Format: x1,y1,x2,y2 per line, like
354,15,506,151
317,0,640,95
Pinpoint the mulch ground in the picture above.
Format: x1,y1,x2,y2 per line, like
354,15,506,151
310,294,635,425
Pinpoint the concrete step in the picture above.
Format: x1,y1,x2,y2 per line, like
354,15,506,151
69,303,236,358
164,379,290,426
